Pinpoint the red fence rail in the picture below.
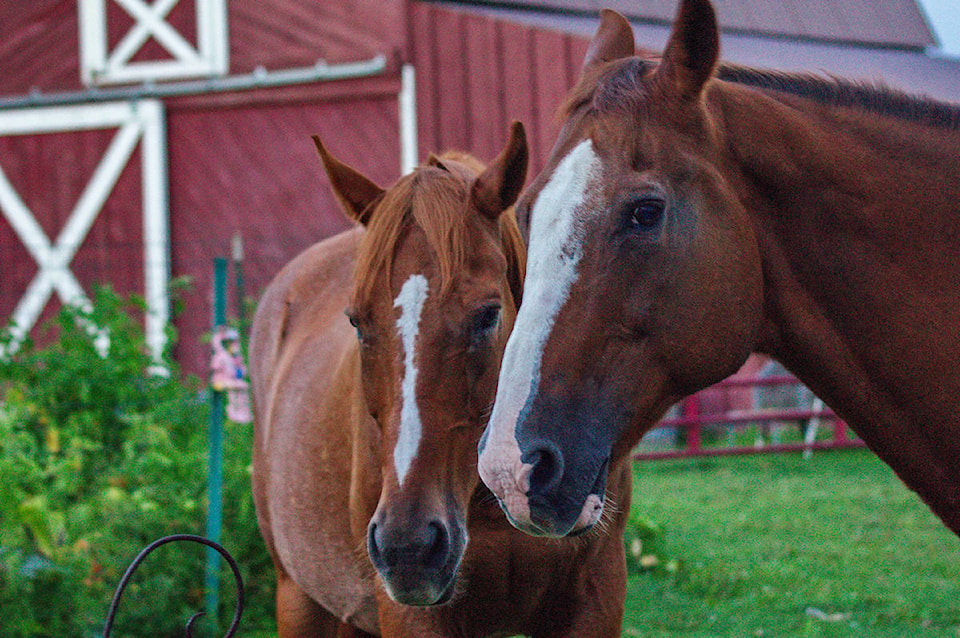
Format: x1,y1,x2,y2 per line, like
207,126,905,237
635,361,864,460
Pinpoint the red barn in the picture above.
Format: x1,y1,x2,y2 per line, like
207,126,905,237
1,0,956,374
1,0,404,372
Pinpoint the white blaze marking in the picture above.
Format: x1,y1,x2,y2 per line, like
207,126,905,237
394,273,429,486
479,140,601,506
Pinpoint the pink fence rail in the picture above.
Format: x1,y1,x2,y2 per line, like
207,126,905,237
635,367,864,460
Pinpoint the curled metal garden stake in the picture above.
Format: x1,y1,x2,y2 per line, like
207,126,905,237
102,534,244,637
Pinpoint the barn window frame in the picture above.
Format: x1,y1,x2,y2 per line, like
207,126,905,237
0,100,169,360
78,0,229,86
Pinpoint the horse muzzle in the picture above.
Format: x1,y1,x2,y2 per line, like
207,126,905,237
480,438,610,538
366,512,466,606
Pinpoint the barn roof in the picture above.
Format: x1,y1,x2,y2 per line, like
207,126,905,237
439,0,937,49
438,1,959,103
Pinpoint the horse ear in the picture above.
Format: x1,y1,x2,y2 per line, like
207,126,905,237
471,121,528,221
427,153,450,172
581,10,635,74
654,0,720,101
312,135,385,225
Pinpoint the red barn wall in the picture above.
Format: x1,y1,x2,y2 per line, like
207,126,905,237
0,129,145,329
410,3,588,175
0,0,405,96
165,80,401,373
0,1,406,373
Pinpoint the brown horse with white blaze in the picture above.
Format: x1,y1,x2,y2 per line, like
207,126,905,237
479,0,960,539
251,122,629,637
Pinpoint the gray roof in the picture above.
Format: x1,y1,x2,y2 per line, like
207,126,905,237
443,0,937,48
440,2,960,103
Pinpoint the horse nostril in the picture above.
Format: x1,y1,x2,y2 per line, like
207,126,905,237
367,518,452,570
523,441,565,496
367,521,384,565
422,521,449,570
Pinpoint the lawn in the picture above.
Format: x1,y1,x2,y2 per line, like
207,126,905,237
244,449,960,637
621,449,960,637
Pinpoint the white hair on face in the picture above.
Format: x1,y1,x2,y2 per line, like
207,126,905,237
479,140,601,513
393,273,429,486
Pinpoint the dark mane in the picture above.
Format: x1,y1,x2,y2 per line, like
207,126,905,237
560,56,960,131
716,65,960,131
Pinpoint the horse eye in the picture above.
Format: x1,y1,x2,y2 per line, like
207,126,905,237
345,311,366,343
627,198,665,231
345,310,362,330
470,305,501,343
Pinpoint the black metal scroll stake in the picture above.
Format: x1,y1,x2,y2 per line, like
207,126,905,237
102,534,245,638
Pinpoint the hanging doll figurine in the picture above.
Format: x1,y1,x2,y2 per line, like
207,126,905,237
210,326,252,423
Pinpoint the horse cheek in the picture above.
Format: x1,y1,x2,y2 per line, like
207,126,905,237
664,224,761,388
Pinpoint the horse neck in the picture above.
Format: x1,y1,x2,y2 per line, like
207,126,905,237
712,83,960,521
714,82,960,239
714,81,960,349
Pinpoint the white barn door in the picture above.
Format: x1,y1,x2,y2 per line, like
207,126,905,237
0,100,168,359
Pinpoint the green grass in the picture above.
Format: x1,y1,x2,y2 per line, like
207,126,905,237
245,449,960,637
622,449,960,637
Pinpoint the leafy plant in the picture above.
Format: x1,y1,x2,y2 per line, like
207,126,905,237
0,287,274,637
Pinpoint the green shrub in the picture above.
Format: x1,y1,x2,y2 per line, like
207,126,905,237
0,287,273,637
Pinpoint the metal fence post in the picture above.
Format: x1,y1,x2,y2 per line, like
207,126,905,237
206,257,228,631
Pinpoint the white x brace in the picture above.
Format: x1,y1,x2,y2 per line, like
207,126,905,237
79,0,228,86
0,101,169,359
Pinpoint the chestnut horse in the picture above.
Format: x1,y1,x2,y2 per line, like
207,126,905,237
250,123,629,637
479,0,960,539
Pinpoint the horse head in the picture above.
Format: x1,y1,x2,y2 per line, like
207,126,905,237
479,0,764,537
316,123,528,605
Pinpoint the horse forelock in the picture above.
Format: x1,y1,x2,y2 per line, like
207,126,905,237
558,57,656,119
353,155,526,310
352,163,472,307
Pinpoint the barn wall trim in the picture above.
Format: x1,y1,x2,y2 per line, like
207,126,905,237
399,63,419,174
79,0,230,86
0,56,388,110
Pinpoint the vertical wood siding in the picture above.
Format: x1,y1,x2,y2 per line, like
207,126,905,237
0,0,405,372
165,94,400,372
410,3,588,175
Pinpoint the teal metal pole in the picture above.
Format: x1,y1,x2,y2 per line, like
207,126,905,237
205,257,228,630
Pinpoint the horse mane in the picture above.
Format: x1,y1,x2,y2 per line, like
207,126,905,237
353,152,525,306
717,64,960,131
559,56,960,131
